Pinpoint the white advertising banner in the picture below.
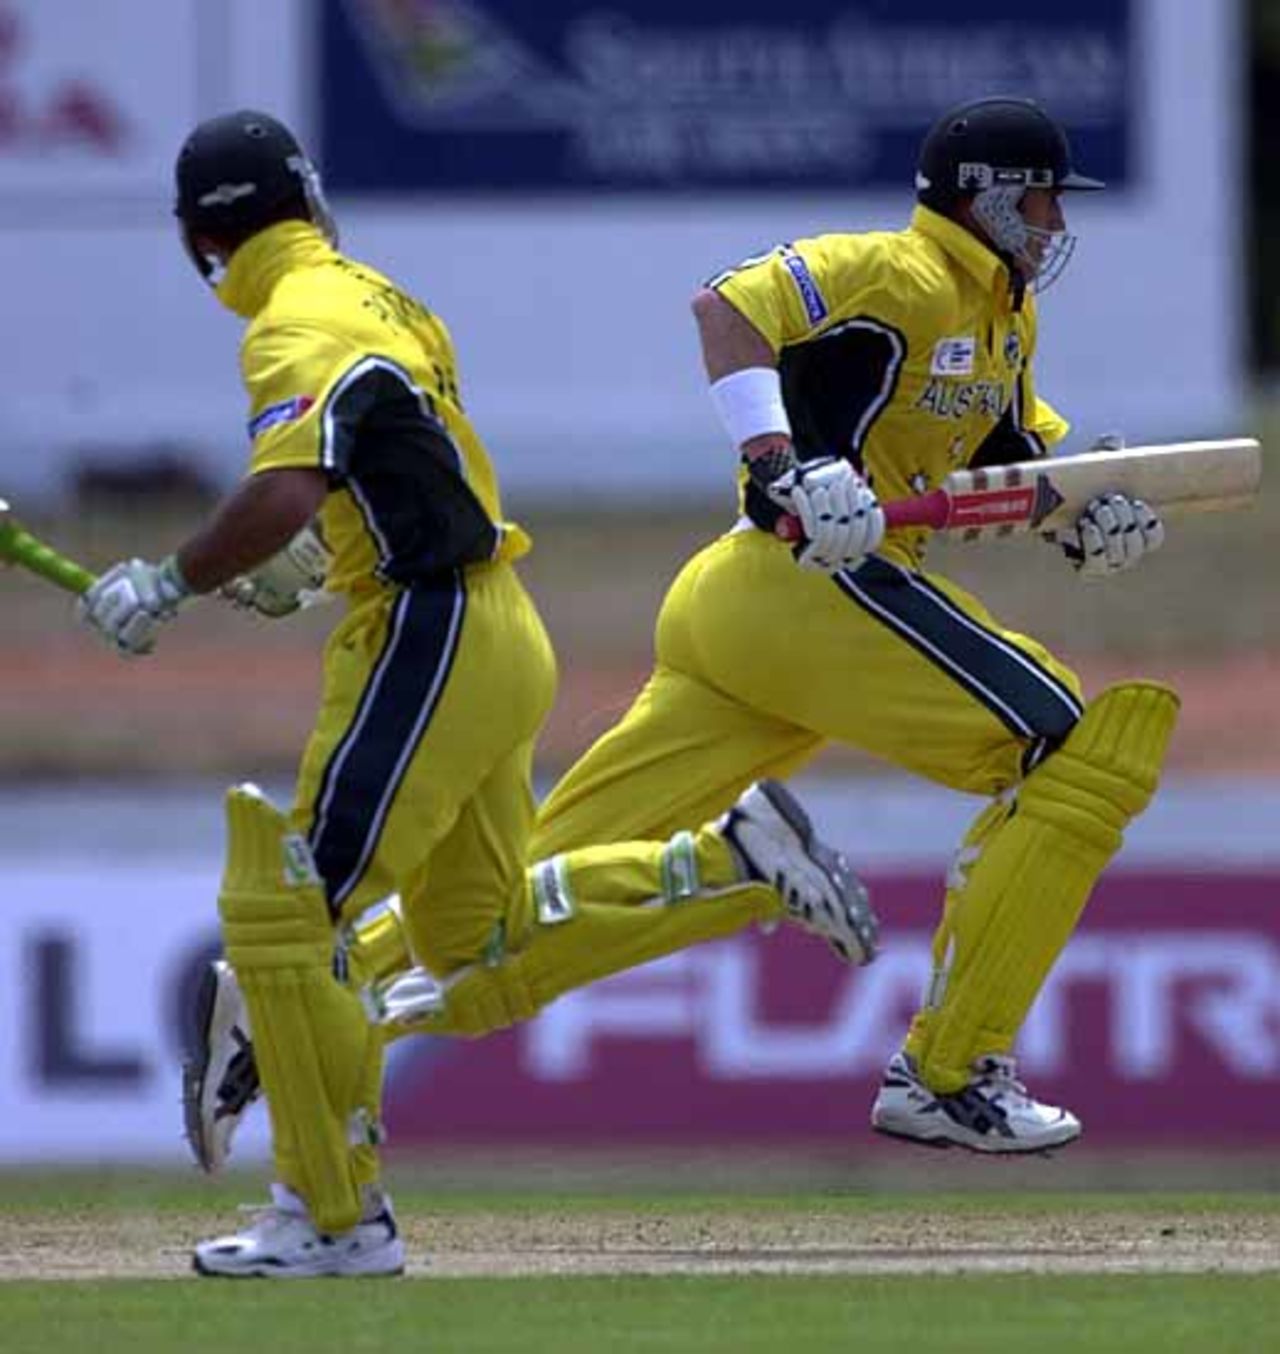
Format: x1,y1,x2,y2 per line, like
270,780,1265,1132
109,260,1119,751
0,0,205,202
0,858,277,1162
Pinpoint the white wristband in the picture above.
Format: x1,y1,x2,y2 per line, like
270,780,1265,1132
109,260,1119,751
709,367,791,450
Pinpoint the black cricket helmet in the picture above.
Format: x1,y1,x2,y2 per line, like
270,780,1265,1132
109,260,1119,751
915,96,1103,290
915,96,1104,209
174,109,335,281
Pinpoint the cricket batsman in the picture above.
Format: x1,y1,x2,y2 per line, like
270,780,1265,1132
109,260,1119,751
534,96,1180,1150
77,110,877,1277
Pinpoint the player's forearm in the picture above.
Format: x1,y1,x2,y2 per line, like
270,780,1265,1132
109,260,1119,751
694,289,791,463
175,467,329,593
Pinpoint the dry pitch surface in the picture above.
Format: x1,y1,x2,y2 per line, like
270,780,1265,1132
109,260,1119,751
5,1205,1279,1281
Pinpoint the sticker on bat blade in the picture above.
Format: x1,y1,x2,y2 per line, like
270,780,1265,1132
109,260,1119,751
1029,474,1065,527
948,486,1038,528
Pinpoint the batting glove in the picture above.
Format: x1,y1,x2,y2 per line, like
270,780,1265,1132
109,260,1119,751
223,524,332,618
769,456,885,574
1059,492,1165,580
78,556,191,657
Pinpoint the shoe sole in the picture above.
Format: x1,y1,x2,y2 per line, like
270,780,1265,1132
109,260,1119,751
181,963,222,1173
871,1121,1083,1155
193,1249,406,1279
182,962,256,1174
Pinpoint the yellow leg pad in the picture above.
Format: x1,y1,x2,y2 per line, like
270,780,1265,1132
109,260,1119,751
217,786,383,1236
903,792,1014,1065
406,825,776,1038
918,682,1179,1093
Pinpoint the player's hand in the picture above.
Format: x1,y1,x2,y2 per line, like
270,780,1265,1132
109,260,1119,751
77,557,191,657
768,456,885,574
222,523,331,618
1058,493,1165,580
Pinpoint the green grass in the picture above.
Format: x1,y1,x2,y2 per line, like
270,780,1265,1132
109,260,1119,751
2,1274,1279,1354
2,1169,1278,1352
4,1159,1279,1215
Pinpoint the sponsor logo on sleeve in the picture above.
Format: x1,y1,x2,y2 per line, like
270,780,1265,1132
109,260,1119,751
781,246,829,325
248,395,316,440
930,336,977,376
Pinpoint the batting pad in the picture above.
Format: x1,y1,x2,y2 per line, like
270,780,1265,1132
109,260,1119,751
917,682,1179,1093
217,786,384,1236
398,826,776,1037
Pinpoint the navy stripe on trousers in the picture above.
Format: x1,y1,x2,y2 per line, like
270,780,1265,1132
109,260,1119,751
834,556,1083,749
308,575,466,912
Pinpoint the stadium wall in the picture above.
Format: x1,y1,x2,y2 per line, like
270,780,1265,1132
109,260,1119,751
0,0,1246,505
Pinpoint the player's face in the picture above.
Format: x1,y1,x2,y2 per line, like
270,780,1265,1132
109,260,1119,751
1020,188,1065,231
1017,189,1066,273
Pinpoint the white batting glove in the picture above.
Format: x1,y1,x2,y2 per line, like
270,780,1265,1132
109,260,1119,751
77,557,191,657
1059,493,1165,580
223,523,332,618
768,456,885,574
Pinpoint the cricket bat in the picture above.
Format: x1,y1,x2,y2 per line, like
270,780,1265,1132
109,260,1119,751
0,498,96,595
777,437,1263,543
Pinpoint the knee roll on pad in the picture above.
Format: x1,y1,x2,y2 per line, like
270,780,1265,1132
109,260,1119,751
1019,681,1179,851
217,785,382,1236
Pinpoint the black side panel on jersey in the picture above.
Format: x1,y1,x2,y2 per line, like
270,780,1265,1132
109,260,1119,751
322,359,499,580
745,318,905,531
969,404,1046,468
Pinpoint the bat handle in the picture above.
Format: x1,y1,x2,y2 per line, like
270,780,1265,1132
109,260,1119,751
775,489,952,542
2,523,97,595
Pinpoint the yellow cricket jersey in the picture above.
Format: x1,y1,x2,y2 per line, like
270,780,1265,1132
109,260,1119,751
711,205,1069,566
216,220,530,595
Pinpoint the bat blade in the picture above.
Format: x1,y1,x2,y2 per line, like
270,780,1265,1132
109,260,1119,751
0,499,96,595
935,437,1263,541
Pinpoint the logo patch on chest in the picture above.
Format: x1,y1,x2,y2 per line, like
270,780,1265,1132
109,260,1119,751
931,336,977,376
1004,331,1022,368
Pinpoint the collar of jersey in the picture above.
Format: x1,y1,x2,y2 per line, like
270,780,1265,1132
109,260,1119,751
216,220,335,318
911,205,1011,295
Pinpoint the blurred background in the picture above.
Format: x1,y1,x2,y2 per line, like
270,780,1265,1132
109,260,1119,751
0,0,1276,1171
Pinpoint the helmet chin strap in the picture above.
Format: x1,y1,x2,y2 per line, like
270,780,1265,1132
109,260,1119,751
970,185,1076,293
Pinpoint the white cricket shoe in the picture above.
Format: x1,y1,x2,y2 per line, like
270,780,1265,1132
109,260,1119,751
871,1050,1082,1153
719,779,878,965
182,959,260,1173
193,1184,405,1278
